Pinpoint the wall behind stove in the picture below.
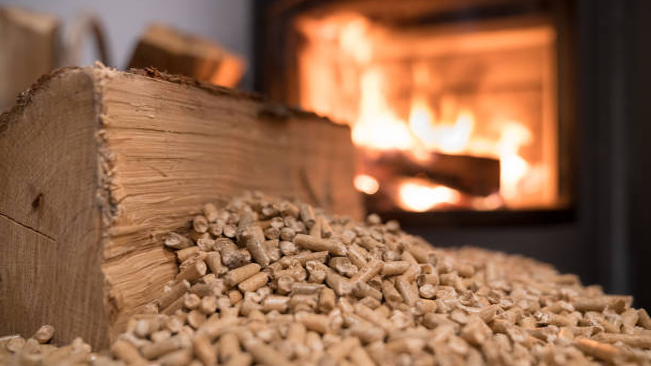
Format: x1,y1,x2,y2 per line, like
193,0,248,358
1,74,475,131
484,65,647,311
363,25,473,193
0,0,253,88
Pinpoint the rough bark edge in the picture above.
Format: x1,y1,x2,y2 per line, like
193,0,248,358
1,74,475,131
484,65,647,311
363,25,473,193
0,67,80,136
89,63,122,323
1,65,350,137
126,67,346,125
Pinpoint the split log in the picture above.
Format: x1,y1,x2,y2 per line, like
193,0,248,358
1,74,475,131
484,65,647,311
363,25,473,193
128,23,246,87
0,66,361,348
361,150,500,196
0,6,59,111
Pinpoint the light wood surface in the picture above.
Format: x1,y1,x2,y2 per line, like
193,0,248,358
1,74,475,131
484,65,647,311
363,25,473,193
0,69,108,347
0,65,361,348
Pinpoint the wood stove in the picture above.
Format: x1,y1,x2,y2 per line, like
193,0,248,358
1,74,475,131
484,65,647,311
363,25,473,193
255,0,577,225
255,0,651,310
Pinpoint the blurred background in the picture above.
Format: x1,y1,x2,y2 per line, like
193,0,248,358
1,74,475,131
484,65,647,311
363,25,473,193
1,0,649,309
0,0,253,107
0,0,252,83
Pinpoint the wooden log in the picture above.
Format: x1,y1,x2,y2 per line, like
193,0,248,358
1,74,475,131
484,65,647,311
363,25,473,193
128,23,246,87
0,6,59,111
361,150,500,196
0,65,361,348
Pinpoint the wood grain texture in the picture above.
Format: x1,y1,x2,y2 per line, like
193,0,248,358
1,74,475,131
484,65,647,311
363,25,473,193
100,70,360,339
0,69,109,347
0,6,59,111
0,65,361,347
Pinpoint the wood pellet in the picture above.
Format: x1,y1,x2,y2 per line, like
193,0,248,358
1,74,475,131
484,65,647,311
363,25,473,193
2,192,651,366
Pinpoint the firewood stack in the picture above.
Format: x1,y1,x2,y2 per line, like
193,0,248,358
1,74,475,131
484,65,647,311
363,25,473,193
128,24,246,88
2,193,651,366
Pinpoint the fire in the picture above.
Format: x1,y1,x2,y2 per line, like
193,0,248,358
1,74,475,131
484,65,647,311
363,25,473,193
341,45,537,209
354,174,380,195
408,97,475,155
296,14,558,211
398,180,461,212
404,97,537,208
352,79,535,209
443,110,475,154
351,69,416,151
498,122,533,202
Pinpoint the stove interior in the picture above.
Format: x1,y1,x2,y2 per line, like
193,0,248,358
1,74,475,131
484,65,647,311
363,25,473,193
283,2,572,214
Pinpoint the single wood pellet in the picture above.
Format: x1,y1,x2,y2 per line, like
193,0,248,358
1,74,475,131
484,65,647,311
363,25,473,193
2,192,651,366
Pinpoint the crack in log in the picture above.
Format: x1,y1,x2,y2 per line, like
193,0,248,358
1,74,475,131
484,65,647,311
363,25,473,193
0,212,56,242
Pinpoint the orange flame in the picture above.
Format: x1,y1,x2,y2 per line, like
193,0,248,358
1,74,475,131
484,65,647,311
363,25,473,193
351,70,416,150
408,97,475,154
296,15,554,211
498,122,532,202
349,71,535,209
398,181,461,212
354,174,380,195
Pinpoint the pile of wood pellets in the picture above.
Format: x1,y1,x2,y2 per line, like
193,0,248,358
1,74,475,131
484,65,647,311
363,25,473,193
2,193,651,366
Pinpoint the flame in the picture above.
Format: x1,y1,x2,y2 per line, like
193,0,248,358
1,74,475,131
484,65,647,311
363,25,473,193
498,122,532,201
354,174,380,195
298,15,554,211
398,181,461,212
351,70,416,150
440,110,474,154
402,96,536,208
408,97,437,149
351,75,535,209
408,97,475,155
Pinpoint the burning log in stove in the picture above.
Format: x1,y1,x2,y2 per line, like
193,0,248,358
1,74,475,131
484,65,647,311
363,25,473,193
356,149,502,212
283,10,563,212
360,150,500,197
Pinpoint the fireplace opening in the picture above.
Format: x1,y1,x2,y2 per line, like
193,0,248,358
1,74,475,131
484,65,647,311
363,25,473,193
257,0,576,223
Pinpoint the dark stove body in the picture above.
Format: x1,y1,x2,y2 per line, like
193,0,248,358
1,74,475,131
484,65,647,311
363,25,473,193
252,0,651,308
